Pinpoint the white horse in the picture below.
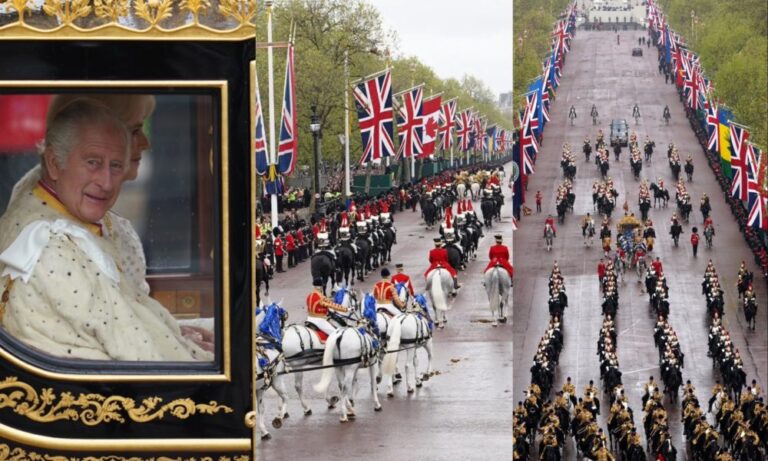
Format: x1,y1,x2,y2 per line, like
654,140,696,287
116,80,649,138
470,182,481,201
313,296,382,422
381,297,434,396
254,305,290,439
280,288,358,415
376,283,410,344
426,267,453,328
583,220,595,247
544,224,555,251
456,182,467,198
483,266,511,326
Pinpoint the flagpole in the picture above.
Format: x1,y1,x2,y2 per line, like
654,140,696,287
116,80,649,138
266,0,278,228
344,50,351,198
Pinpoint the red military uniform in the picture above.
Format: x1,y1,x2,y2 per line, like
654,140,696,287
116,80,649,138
391,272,415,296
373,279,404,309
424,247,458,278
544,216,556,233
597,261,606,278
285,233,296,251
297,229,305,245
274,236,284,256
311,223,319,238
485,244,513,278
703,217,713,229
652,259,663,275
306,291,345,317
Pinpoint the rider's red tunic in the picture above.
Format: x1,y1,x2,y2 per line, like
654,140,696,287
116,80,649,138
391,272,415,295
424,247,458,278
485,244,513,278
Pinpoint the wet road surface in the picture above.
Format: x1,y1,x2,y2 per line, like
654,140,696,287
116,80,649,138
259,168,513,460
512,28,767,460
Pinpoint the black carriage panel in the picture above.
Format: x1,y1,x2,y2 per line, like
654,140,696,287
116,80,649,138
0,38,254,455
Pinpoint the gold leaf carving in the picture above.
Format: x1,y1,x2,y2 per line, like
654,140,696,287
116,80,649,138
42,0,92,25
93,0,129,22
0,444,251,461
0,376,233,426
134,0,174,28
1,0,30,25
218,0,256,25
180,0,210,24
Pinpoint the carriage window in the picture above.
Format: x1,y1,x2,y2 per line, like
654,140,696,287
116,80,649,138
0,90,223,365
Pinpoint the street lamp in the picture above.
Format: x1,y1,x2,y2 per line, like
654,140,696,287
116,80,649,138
310,105,321,209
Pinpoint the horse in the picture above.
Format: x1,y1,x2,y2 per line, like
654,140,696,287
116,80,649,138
456,182,466,198
422,200,437,229
737,271,753,298
335,243,356,286
281,289,359,416
310,251,336,295
636,256,648,282
544,224,555,251
613,253,626,284
649,183,669,208
704,225,714,249
470,182,481,201
684,161,694,181
481,197,496,228
313,294,382,422
556,199,568,224
630,157,642,180
354,234,372,278
254,303,290,440
744,297,758,331
583,220,596,247
670,223,683,246
483,266,511,326
426,267,453,328
381,294,434,396
379,225,396,263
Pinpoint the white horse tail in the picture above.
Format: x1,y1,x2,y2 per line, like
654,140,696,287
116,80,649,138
313,329,341,394
382,318,402,376
431,271,448,312
486,268,500,315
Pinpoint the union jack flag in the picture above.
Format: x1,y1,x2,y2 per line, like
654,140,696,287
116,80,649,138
254,70,269,177
438,99,457,151
706,103,719,152
495,129,506,153
552,21,570,59
746,145,767,229
396,85,424,159
455,109,472,151
683,63,701,110
353,69,395,164
729,124,750,201
277,44,297,175
472,114,484,153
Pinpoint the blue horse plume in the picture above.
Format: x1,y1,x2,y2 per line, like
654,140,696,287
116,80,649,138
334,286,347,305
258,302,284,343
363,293,380,338
414,294,434,329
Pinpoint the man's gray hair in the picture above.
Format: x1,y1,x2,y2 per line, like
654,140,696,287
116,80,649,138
42,98,130,168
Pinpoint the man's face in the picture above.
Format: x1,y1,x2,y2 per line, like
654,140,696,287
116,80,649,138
46,122,129,224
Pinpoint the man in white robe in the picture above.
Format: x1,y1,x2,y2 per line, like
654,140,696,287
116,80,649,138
0,100,212,361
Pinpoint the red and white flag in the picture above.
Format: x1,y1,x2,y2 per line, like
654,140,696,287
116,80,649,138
420,94,442,157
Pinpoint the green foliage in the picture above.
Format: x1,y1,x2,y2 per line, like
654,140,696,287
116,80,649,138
513,0,570,110
254,0,509,173
662,0,768,147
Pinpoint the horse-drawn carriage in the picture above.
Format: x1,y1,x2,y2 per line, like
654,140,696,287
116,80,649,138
0,5,261,458
615,215,647,269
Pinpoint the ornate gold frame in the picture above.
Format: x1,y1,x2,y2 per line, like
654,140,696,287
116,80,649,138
0,80,231,383
0,442,250,461
0,0,257,41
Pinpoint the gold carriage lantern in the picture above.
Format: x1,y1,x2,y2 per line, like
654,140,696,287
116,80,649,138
0,1,262,459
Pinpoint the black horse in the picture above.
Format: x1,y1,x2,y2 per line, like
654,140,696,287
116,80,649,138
630,157,642,179
380,226,396,263
354,235,372,279
650,183,669,208
684,161,694,181
422,199,437,229
310,252,336,296
335,243,356,286
744,297,758,331
481,198,496,228
639,198,651,221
